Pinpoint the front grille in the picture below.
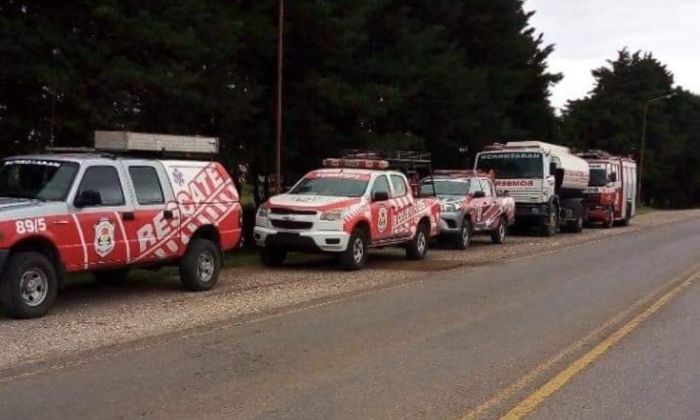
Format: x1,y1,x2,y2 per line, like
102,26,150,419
271,208,317,216
271,220,313,230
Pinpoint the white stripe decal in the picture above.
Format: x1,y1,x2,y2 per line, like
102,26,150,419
114,211,131,264
71,214,89,270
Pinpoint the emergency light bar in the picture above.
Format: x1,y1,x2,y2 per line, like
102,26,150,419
322,158,390,170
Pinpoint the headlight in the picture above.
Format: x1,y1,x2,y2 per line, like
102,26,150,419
320,210,344,221
257,206,269,218
441,203,458,212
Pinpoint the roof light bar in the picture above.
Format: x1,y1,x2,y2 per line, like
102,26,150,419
322,158,390,170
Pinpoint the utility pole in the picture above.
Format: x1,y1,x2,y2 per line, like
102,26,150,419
638,92,676,202
275,0,284,194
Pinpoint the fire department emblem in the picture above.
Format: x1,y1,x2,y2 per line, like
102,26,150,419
94,218,116,258
377,207,389,233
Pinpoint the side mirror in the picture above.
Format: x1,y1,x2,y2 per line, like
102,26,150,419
473,191,486,198
549,162,557,176
609,172,617,183
497,190,509,197
372,191,390,202
75,190,102,208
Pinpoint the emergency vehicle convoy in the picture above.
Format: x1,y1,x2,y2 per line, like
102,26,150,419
420,170,515,249
578,150,637,227
475,141,590,236
0,132,242,318
254,153,441,270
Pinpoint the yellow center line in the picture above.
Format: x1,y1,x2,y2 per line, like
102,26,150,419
500,269,700,420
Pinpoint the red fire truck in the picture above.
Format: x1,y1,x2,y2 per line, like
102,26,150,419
578,150,637,228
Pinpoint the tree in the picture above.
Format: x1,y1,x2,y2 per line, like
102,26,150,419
561,50,700,207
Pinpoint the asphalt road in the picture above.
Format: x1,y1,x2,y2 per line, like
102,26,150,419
2,216,700,419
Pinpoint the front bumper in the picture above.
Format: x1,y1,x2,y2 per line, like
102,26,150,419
514,203,551,226
254,227,351,253
439,212,462,235
586,205,611,222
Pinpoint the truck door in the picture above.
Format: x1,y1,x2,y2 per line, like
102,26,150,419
72,164,131,269
390,174,413,239
369,175,393,242
478,179,500,228
468,180,489,226
125,163,181,264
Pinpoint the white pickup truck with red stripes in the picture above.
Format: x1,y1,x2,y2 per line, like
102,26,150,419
0,154,242,318
254,158,441,270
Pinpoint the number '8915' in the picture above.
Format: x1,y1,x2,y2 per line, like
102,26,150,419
15,218,47,234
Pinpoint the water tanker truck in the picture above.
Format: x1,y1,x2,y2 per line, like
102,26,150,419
474,141,590,236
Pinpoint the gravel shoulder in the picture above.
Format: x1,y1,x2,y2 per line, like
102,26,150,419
0,209,698,372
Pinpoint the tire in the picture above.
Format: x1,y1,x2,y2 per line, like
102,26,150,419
620,204,632,226
260,247,287,267
406,223,429,260
603,208,614,229
94,269,130,283
338,228,368,270
543,209,558,237
491,216,508,244
0,252,58,319
179,238,221,291
454,218,472,250
567,216,584,233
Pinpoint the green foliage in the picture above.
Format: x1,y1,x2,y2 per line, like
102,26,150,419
1,0,559,184
560,50,700,207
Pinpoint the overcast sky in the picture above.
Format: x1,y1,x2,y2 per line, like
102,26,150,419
525,0,700,110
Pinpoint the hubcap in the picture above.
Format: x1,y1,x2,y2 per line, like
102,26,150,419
352,237,365,264
417,232,427,254
197,252,215,282
20,269,48,307
462,226,470,246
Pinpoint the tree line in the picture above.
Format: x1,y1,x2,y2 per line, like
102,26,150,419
1,1,698,207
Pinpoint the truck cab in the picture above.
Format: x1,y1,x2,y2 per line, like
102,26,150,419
579,150,637,227
0,137,242,319
475,141,589,236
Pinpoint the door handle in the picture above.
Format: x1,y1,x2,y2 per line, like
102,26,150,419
122,212,135,222
163,210,174,220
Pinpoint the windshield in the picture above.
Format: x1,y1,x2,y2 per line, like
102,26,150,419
289,176,368,197
0,159,79,201
476,152,543,179
589,168,608,187
420,180,470,196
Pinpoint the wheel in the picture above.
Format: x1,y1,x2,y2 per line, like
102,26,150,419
260,247,287,267
543,209,558,237
620,204,632,226
179,238,221,291
338,228,368,270
567,216,583,233
406,223,429,260
94,269,129,283
454,218,472,250
491,216,508,244
603,208,614,229
0,252,58,319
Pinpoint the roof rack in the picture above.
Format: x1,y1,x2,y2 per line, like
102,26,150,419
577,149,613,159
341,149,433,172
433,169,492,178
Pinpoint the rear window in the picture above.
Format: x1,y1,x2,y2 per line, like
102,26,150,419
129,166,165,205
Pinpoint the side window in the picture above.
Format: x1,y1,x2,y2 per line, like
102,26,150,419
129,166,165,205
371,175,391,196
480,180,493,196
469,180,483,195
77,166,125,207
390,175,408,197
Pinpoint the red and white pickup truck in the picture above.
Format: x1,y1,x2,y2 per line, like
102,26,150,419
254,158,441,270
0,153,242,318
420,170,515,249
